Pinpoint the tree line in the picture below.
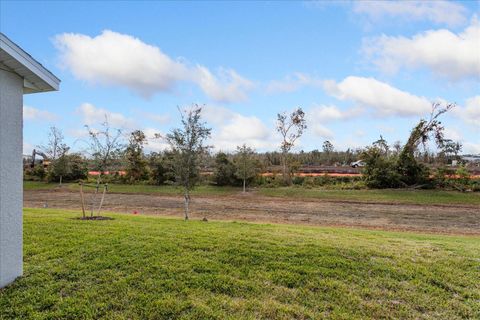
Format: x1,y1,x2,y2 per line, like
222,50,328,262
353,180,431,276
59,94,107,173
26,102,477,214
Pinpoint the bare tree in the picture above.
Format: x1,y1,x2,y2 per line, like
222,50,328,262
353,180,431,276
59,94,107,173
85,118,124,176
276,108,307,184
165,105,211,220
38,126,69,185
84,117,124,216
234,144,260,193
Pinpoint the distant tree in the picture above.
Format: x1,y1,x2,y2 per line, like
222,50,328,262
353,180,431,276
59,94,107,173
49,154,71,184
125,130,148,183
214,152,236,186
65,153,88,181
166,105,211,220
372,135,389,155
322,140,334,165
276,108,307,185
234,144,260,192
38,126,69,185
148,152,171,185
322,140,334,153
47,153,88,182
441,139,462,164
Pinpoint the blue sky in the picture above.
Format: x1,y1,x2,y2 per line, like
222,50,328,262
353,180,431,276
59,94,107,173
1,0,479,154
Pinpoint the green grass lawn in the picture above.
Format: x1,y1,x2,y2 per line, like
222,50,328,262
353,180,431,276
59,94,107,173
24,181,480,206
1,209,479,319
258,187,480,206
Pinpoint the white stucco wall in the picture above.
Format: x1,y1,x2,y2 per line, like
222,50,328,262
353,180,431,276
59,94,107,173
0,68,23,288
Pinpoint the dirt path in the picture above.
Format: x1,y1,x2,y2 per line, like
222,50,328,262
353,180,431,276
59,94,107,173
24,189,480,235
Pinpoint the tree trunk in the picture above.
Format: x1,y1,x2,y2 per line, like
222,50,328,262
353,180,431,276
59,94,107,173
59,175,62,187
282,152,290,185
243,178,246,193
90,176,101,217
80,182,86,219
184,189,190,221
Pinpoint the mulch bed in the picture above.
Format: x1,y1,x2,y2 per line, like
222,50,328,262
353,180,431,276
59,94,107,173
75,216,114,221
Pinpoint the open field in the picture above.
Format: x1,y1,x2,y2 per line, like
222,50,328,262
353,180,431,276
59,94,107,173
24,185,480,235
23,181,480,206
0,208,478,319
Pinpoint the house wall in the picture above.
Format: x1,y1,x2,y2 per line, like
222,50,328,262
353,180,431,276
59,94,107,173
0,68,23,288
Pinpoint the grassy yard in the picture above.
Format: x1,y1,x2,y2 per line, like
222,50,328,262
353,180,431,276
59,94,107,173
258,187,480,206
24,181,480,206
1,209,479,319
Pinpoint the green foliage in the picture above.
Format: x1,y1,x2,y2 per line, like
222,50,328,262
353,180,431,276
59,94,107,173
396,150,430,186
361,147,402,188
1,209,478,319
213,152,237,186
454,165,472,192
234,144,261,191
47,153,88,183
125,130,149,183
148,152,173,185
166,106,211,192
31,164,46,180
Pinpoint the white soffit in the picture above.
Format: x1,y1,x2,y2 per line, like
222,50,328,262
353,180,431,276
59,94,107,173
0,33,60,94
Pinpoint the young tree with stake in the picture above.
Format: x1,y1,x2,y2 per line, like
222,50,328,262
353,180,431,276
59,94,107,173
276,108,307,185
84,117,124,216
166,105,211,220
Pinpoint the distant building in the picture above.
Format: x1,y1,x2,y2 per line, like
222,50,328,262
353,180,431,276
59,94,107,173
0,33,60,288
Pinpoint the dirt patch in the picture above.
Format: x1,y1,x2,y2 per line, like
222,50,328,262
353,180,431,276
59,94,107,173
74,216,114,221
25,189,480,235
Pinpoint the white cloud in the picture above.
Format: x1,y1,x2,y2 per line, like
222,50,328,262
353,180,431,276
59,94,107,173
307,104,362,139
455,96,480,128
312,124,334,139
463,142,480,154
194,66,253,103
353,0,468,27
55,30,253,102
309,104,362,122
266,73,323,94
362,19,480,81
202,105,236,126
136,111,171,125
143,128,169,152
23,105,57,121
323,76,432,117
76,102,135,128
443,127,463,141
201,105,275,151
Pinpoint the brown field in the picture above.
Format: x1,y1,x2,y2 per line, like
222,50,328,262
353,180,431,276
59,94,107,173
24,189,480,235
